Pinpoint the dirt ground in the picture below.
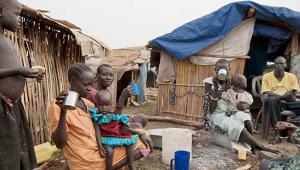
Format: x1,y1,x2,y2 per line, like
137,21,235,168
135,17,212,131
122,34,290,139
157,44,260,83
45,99,297,170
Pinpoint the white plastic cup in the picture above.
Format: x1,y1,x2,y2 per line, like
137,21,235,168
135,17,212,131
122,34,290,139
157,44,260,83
218,69,227,80
62,91,79,110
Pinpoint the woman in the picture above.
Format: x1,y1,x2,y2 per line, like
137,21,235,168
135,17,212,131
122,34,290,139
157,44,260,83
203,59,232,129
204,59,277,153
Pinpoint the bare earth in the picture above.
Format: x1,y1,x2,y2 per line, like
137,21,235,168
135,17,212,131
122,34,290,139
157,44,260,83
46,100,297,170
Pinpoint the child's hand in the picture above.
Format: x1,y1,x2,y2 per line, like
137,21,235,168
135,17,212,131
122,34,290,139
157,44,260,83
121,86,134,98
18,67,40,78
140,134,154,152
236,101,249,111
99,146,106,158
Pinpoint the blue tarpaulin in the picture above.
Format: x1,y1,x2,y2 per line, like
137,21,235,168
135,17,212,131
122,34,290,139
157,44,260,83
149,1,300,60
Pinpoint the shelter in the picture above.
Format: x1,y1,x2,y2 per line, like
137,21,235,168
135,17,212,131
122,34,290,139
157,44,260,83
148,1,300,120
100,46,149,106
5,4,109,144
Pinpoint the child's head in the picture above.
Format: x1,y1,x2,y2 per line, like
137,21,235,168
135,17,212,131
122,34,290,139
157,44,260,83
0,0,22,32
95,90,112,113
231,74,247,89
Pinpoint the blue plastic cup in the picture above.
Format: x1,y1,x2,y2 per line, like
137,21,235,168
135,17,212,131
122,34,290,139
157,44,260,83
170,150,190,170
130,83,139,96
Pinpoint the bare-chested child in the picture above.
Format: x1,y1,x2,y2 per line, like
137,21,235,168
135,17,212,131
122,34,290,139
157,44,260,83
221,74,254,134
89,90,145,170
0,0,44,169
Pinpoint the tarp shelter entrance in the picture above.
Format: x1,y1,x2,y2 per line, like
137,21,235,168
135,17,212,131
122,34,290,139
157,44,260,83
148,1,300,119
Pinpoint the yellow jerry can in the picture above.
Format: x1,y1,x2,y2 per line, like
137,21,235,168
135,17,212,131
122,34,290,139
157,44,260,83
34,142,57,164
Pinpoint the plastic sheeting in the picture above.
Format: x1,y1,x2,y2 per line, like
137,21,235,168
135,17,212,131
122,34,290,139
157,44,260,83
157,52,175,83
189,18,255,65
150,1,300,60
137,63,147,103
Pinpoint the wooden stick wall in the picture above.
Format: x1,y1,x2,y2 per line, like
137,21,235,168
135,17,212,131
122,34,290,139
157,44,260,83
158,54,246,120
5,16,83,144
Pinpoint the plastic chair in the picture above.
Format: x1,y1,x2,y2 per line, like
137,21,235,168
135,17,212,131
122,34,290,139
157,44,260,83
251,76,263,129
251,76,270,139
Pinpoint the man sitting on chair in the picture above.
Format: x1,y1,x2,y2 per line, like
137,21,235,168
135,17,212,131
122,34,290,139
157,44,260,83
261,56,300,127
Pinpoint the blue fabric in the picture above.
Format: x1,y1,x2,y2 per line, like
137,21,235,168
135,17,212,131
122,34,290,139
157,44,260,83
102,135,139,147
253,23,292,40
88,108,129,125
137,63,147,103
150,1,300,60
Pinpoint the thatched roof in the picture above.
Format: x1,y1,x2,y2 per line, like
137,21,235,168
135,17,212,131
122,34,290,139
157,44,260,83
21,4,110,58
104,46,148,67
99,46,149,79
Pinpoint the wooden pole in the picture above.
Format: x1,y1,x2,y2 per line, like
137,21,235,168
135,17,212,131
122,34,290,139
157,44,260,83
144,115,204,129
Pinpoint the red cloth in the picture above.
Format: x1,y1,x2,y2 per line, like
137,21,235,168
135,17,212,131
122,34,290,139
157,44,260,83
87,88,98,104
99,121,132,138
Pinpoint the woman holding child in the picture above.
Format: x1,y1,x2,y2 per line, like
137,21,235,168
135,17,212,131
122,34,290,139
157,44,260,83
203,59,278,153
49,63,152,170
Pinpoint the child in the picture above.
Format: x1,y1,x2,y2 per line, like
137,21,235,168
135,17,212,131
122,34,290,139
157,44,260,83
222,74,253,116
222,74,255,134
0,0,44,169
89,90,144,170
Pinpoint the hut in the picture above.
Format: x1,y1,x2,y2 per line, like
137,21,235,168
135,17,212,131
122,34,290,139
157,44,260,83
148,1,300,120
5,4,109,144
100,46,149,106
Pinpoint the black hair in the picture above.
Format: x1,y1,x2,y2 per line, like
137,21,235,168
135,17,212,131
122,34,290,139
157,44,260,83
95,89,112,103
68,63,93,81
97,64,112,74
216,59,230,66
274,56,286,62
231,74,246,86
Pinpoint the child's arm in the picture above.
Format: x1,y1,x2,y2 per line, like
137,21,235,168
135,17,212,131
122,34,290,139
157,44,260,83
122,123,145,136
93,123,106,158
114,87,133,114
0,67,41,78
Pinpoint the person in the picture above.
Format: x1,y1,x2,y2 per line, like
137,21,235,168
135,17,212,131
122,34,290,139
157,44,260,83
87,64,148,128
203,59,232,129
259,128,300,170
204,59,277,153
261,56,300,127
0,0,44,169
87,64,114,104
221,74,254,134
89,90,147,170
222,74,253,114
49,63,153,170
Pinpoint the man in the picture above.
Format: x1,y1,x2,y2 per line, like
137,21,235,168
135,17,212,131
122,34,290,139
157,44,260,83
261,56,300,127
0,0,44,169
49,64,153,170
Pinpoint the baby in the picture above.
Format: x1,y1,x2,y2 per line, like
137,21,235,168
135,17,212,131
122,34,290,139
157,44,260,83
222,74,253,116
89,90,143,170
